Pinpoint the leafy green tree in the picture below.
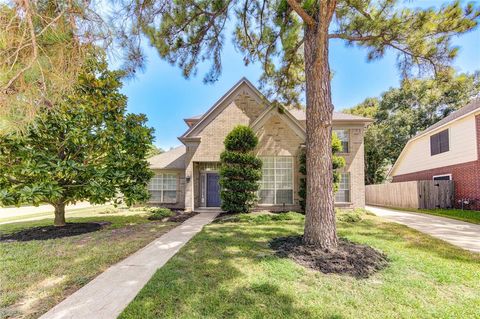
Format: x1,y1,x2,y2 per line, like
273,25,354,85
128,0,478,248
147,144,165,157
299,133,345,211
0,56,154,226
219,126,262,213
347,71,480,184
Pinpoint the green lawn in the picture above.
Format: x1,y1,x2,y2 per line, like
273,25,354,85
386,207,480,224
120,211,480,319
0,208,178,319
416,208,480,224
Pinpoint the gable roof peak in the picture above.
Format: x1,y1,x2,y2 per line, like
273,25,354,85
179,77,269,142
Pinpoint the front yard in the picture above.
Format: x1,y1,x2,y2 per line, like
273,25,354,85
0,207,179,319
120,210,480,319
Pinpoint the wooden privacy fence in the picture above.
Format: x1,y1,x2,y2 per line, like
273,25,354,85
366,180,454,209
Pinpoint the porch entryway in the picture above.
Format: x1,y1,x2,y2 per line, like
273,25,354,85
198,162,222,208
206,173,221,207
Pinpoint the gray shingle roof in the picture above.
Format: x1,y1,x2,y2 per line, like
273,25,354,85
417,98,480,137
288,108,372,122
148,146,186,169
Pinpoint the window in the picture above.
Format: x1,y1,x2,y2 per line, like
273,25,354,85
430,129,449,156
335,172,351,203
259,156,294,205
334,129,349,153
433,174,451,181
148,173,177,203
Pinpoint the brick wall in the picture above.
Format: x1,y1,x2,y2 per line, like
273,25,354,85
393,114,480,210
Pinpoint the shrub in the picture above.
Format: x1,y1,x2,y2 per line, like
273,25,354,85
337,209,365,223
148,207,175,220
215,212,299,223
219,125,262,213
298,132,346,212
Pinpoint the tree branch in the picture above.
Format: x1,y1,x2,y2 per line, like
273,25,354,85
286,0,315,26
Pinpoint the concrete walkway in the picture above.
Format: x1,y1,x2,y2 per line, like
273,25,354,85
40,212,219,319
367,206,480,253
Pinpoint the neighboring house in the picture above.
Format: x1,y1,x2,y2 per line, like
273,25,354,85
389,99,480,210
148,78,372,212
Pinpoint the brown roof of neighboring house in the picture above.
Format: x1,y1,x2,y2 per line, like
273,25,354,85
148,146,186,169
416,98,480,137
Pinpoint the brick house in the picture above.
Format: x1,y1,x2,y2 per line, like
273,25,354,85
389,99,480,210
147,78,372,211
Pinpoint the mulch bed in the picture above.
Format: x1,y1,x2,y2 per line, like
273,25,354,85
0,222,111,242
167,211,198,223
270,236,389,278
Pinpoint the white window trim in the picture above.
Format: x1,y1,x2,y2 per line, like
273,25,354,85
433,174,452,181
148,173,178,203
258,156,295,205
335,172,351,204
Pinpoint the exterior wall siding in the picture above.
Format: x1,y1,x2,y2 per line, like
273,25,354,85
341,126,367,208
394,115,478,176
392,114,480,210
178,84,368,211
254,114,304,211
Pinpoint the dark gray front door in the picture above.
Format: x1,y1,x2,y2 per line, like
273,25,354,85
206,173,221,207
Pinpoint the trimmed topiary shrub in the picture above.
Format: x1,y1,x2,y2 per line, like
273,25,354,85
219,125,262,213
299,132,346,212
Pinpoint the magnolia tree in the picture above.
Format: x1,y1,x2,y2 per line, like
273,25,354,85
0,56,154,226
128,0,478,249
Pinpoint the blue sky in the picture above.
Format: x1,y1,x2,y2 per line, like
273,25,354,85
120,1,480,150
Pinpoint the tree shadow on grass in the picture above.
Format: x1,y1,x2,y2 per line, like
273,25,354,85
0,222,110,242
120,223,342,319
340,219,480,264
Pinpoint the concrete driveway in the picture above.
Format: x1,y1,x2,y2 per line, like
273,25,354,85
366,206,480,253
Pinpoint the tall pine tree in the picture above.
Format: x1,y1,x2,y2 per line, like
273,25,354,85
129,0,478,249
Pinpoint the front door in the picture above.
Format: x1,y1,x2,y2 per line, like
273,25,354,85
206,173,221,207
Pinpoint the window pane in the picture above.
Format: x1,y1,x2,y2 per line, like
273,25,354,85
148,176,162,191
335,190,350,202
148,174,177,203
276,190,293,205
163,191,177,203
259,156,293,204
149,190,162,202
431,129,449,155
335,173,350,202
334,129,349,153
259,190,274,204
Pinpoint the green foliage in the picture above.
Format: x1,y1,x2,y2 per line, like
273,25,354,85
299,133,346,211
133,0,479,107
147,145,164,158
148,207,175,220
224,125,259,152
346,71,480,184
215,211,298,224
0,55,154,224
219,125,262,213
337,209,365,223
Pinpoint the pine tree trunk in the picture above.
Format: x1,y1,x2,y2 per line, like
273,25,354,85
54,202,66,227
302,19,338,249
